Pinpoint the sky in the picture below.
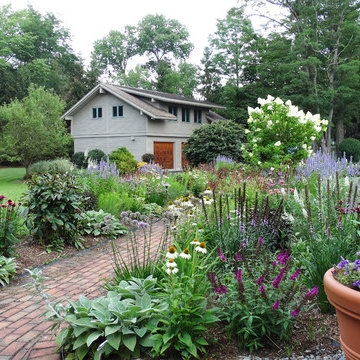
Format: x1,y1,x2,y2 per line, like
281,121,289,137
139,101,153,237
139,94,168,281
7,0,281,68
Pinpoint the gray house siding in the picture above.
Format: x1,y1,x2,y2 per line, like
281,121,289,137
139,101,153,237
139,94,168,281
71,93,147,159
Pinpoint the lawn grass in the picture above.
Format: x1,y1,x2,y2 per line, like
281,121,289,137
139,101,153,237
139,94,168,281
0,167,27,201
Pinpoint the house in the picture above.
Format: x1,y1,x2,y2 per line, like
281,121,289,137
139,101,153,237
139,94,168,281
62,83,225,170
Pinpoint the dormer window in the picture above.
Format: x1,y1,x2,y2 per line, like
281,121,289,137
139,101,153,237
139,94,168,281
113,105,124,117
92,107,102,119
182,108,190,123
194,109,202,124
169,105,177,119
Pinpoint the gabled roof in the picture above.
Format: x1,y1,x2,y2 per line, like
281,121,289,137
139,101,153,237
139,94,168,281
116,85,225,109
62,83,177,121
205,110,226,122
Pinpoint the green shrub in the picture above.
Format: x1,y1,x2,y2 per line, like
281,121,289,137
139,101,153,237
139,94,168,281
184,120,246,166
109,147,137,175
338,138,360,162
23,173,83,246
141,153,155,163
71,151,87,169
30,159,73,175
0,256,17,286
81,190,97,211
87,148,106,164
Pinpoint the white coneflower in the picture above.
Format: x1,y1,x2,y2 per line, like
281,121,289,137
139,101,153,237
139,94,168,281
195,242,207,254
190,238,200,245
171,225,177,231
166,259,177,268
166,246,178,259
203,196,214,205
179,248,191,259
203,187,212,196
191,222,197,227
166,267,179,275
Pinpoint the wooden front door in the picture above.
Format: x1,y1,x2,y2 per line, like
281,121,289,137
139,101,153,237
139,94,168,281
182,142,188,169
154,142,174,169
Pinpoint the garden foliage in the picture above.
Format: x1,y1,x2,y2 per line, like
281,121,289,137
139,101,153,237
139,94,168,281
23,173,83,246
244,96,328,168
0,256,17,286
109,147,137,175
30,158,73,175
338,138,360,163
87,149,106,164
184,120,245,166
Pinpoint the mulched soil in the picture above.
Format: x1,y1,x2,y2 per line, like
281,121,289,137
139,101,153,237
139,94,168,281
11,236,341,359
14,235,109,276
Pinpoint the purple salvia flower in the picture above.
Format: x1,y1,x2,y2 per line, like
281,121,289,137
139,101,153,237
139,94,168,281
272,267,287,288
217,248,227,262
239,223,245,232
289,268,301,280
290,308,301,317
305,286,319,300
272,300,280,310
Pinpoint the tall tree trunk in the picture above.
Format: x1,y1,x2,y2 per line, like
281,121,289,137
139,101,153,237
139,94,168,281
335,117,344,150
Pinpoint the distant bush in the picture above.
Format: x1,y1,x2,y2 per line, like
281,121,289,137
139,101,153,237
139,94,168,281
30,159,73,175
109,147,137,175
338,138,360,162
142,153,155,163
97,191,144,216
87,148,106,164
71,152,87,169
184,120,246,166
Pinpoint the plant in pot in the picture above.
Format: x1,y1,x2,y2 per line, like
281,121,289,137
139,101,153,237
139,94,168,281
324,251,360,360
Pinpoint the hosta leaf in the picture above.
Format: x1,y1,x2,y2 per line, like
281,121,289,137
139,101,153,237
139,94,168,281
107,333,121,350
86,331,103,347
105,325,121,337
134,327,147,338
123,334,137,352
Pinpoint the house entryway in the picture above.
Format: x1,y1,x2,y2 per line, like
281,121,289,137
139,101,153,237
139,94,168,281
154,142,174,169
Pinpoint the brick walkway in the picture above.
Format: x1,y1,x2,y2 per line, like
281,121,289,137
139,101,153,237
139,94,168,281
0,222,167,360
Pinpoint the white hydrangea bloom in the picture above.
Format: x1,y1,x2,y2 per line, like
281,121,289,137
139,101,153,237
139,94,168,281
285,99,292,106
274,97,284,105
274,141,281,147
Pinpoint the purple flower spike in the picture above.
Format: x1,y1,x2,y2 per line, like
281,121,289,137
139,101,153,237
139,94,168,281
272,267,287,288
256,275,265,285
236,253,242,261
272,300,280,310
305,286,319,300
258,237,263,246
291,308,301,317
259,284,266,294
289,268,301,280
217,248,227,262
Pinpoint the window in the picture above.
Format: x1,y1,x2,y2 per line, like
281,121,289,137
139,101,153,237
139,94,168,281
194,109,202,124
92,107,102,119
112,105,124,117
182,107,190,123
168,105,177,120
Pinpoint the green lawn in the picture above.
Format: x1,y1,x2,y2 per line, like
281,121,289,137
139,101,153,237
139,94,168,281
0,167,27,201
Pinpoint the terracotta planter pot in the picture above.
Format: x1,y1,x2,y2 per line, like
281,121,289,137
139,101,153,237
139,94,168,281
324,268,360,360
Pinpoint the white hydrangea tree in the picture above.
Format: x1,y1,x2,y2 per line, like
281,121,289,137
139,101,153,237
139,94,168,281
243,95,328,168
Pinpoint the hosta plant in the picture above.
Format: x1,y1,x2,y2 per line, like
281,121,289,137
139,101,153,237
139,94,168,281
78,210,127,238
0,256,17,286
32,272,166,360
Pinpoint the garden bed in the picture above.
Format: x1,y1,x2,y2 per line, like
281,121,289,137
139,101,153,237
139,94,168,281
13,235,112,276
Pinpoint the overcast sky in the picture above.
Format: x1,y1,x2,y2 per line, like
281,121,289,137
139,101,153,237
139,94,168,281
8,0,281,68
